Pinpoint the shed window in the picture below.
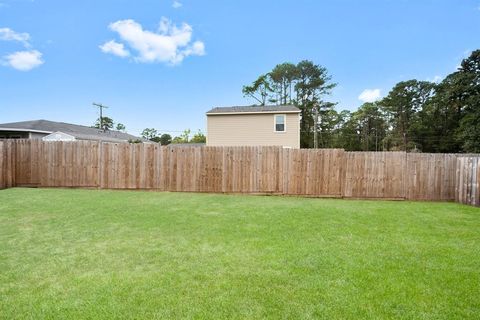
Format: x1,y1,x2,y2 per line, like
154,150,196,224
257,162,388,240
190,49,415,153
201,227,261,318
274,115,285,132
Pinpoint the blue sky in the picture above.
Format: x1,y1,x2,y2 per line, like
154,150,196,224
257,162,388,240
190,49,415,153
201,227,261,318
1,0,479,136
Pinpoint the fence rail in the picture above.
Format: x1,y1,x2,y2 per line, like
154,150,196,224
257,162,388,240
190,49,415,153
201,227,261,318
0,140,479,206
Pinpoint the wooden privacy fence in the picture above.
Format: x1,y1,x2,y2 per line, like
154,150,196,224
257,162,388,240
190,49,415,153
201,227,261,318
0,141,15,189
0,140,479,205
456,157,480,206
10,140,344,195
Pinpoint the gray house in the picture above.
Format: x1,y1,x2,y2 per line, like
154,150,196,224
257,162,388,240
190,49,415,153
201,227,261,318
0,120,143,143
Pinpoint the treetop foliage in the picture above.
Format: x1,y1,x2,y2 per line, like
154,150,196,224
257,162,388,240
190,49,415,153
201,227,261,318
141,128,206,145
242,50,480,152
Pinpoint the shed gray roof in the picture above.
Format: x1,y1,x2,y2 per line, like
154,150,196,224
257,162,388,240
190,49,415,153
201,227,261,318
206,105,300,115
0,119,144,143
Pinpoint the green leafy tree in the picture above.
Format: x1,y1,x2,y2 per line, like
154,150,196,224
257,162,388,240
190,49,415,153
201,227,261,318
294,60,337,148
242,60,336,148
159,134,172,145
242,74,273,105
172,129,191,144
348,103,388,151
94,117,114,130
190,130,206,143
141,128,159,142
116,123,126,132
239,51,480,152
181,129,191,143
455,50,480,152
414,75,462,152
379,80,435,151
269,63,298,105
314,102,340,148
172,136,185,144
336,110,363,150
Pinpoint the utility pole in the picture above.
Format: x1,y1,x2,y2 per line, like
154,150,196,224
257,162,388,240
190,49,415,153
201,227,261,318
313,105,318,149
93,102,109,131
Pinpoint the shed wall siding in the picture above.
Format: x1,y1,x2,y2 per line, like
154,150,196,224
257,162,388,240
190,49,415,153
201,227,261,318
29,132,48,139
207,113,300,148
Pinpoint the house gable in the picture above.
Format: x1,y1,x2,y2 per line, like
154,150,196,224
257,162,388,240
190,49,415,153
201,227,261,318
42,131,76,141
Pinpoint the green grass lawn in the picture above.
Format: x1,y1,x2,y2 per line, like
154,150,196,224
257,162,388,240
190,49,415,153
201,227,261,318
0,188,479,319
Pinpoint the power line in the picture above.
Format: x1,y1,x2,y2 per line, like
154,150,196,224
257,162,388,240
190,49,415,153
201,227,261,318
93,102,109,131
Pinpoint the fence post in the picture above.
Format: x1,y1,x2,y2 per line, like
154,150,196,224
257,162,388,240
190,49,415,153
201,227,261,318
97,142,102,189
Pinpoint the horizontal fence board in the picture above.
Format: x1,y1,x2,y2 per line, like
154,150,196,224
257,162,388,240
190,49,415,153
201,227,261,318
1,140,479,206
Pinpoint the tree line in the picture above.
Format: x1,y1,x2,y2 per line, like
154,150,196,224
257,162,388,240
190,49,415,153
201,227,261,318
93,117,126,132
242,50,480,152
140,128,206,145
93,117,206,145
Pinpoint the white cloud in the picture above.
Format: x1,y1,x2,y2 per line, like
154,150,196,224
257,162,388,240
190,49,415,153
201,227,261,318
103,18,205,65
172,0,182,9
0,27,30,46
0,27,44,71
358,89,381,103
2,50,44,71
99,40,130,57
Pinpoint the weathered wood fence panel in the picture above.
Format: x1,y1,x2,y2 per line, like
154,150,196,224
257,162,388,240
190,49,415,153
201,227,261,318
222,146,282,193
164,146,284,193
0,142,3,189
0,141,15,189
0,141,4,189
455,157,480,206
343,152,406,199
406,153,458,201
40,141,99,188
284,148,344,196
14,139,40,186
2,140,480,206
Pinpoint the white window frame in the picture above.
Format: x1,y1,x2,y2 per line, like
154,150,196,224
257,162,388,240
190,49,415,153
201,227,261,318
273,114,286,133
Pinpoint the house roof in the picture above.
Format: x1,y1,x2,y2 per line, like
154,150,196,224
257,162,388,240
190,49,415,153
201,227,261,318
206,105,300,115
168,143,206,147
0,119,144,143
